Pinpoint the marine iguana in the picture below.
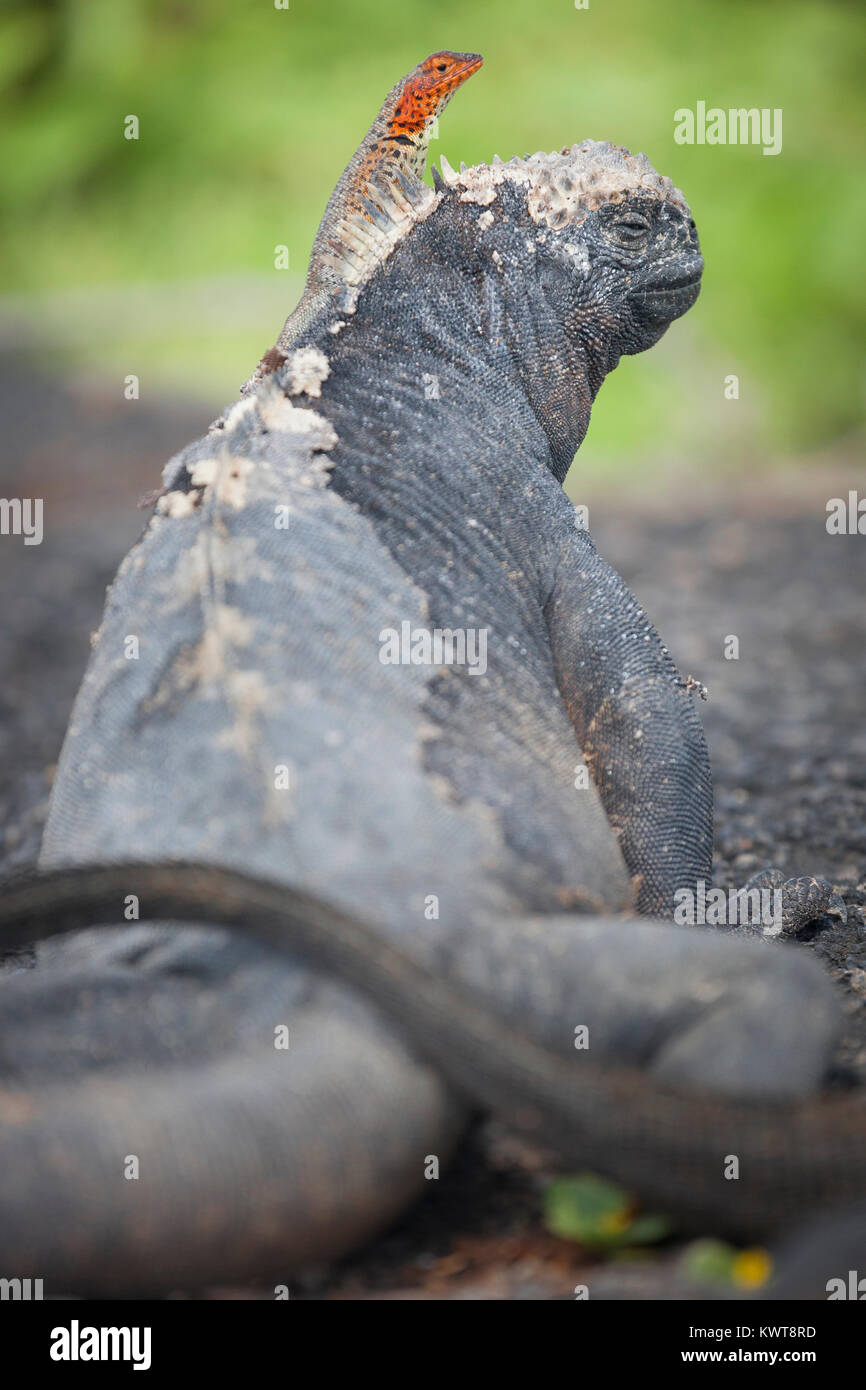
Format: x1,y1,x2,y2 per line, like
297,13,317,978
243,50,483,392
0,78,858,1294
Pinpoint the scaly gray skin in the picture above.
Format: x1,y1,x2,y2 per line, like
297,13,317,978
0,139,850,1294
1,862,863,1258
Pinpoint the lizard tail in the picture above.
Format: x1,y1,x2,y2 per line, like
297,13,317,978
0,861,864,1289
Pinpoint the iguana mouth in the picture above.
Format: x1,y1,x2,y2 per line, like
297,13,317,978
629,265,703,318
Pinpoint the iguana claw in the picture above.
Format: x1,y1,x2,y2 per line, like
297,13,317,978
738,867,847,937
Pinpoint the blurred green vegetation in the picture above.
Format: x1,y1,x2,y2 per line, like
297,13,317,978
1,0,864,472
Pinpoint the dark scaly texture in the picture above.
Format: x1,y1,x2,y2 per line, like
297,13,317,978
0,123,854,1293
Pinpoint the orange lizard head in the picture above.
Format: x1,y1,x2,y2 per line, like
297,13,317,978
387,51,483,136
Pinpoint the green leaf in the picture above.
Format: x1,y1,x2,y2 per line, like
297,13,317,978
680,1238,738,1285
544,1173,672,1250
681,1239,772,1289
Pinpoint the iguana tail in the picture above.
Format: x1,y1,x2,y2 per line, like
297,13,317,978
0,860,864,1288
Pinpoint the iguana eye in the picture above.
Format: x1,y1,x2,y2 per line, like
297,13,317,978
436,64,448,72
609,213,651,246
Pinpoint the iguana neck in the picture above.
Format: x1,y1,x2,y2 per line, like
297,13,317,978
296,204,611,492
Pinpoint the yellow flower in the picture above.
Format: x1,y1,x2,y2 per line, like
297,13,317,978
732,1248,772,1289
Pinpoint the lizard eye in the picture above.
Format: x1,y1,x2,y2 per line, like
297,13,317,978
436,64,448,72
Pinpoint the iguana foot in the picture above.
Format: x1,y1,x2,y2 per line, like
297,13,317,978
735,867,847,939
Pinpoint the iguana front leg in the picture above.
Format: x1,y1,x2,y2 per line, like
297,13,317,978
545,525,713,915
546,528,845,933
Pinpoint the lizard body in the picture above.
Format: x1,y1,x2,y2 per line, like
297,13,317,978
243,50,482,391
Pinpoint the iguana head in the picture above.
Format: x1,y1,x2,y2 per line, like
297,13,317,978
436,140,702,369
279,123,701,475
